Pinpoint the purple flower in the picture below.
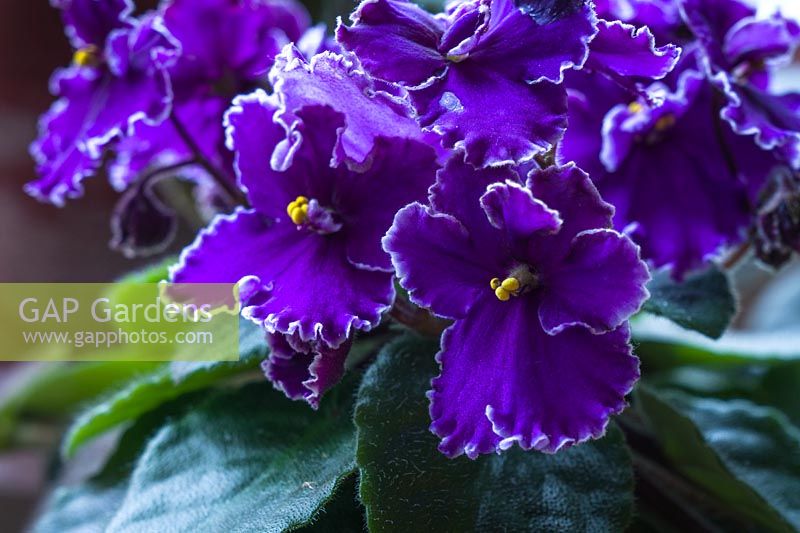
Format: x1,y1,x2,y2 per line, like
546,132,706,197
170,90,439,349
337,0,597,168
594,0,686,45
264,332,352,409
570,68,769,278
110,0,313,190
28,0,179,205
269,45,428,169
383,159,650,457
583,18,680,90
681,0,800,168
751,166,800,268
110,178,178,258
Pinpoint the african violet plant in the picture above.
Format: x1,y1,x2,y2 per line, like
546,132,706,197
17,0,800,531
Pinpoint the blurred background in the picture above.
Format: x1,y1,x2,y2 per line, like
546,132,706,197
1,1,799,532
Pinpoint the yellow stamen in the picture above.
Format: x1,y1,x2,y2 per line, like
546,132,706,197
73,45,100,67
655,114,676,132
628,101,644,114
495,287,511,302
287,196,310,224
290,206,307,225
490,278,501,290
501,277,520,292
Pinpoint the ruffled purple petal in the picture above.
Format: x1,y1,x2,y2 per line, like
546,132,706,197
223,89,295,216
336,0,446,86
338,137,439,271
524,164,615,265
716,76,800,169
723,15,800,67
430,157,519,252
585,19,680,80
110,92,232,190
54,0,133,49
171,208,394,347
600,74,697,172
679,0,755,68
170,208,275,292
430,294,639,458
240,225,394,347
27,14,178,204
164,0,309,84
596,0,685,44
538,229,650,334
413,65,568,167
226,97,351,222
270,47,424,168
559,70,627,177
460,0,596,84
384,203,501,320
480,180,562,241
264,332,351,409
27,68,104,205
410,0,597,168
596,71,757,277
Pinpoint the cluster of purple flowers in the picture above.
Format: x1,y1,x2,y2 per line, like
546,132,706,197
31,0,800,457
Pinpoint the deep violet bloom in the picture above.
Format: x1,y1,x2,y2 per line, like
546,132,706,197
579,68,773,278
269,45,430,170
109,0,313,190
559,12,681,179
594,0,687,45
680,0,800,168
264,332,352,409
27,0,179,205
751,166,800,268
337,0,597,168
384,159,650,457
170,91,439,350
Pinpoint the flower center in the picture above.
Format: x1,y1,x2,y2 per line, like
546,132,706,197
489,266,538,302
627,101,645,114
286,195,343,235
73,45,101,67
287,196,310,225
654,114,676,132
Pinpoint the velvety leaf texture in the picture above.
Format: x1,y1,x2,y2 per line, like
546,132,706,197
355,335,635,532
49,381,357,533
34,397,200,533
638,387,800,532
62,318,266,457
643,266,737,339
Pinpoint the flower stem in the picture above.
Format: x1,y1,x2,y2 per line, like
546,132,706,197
169,114,249,207
722,240,751,270
388,295,450,337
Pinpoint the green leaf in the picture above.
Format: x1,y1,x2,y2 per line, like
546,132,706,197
34,394,198,533
0,360,162,448
293,473,366,532
637,387,800,532
633,315,800,374
37,380,358,533
355,336,635,532
103,381,356,532
61,318,267,458
642,266,736,339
